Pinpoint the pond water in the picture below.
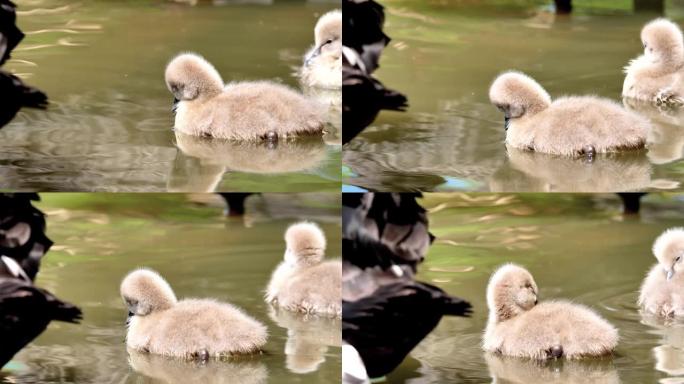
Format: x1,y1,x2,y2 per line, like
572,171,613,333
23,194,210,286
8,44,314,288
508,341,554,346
342,1,684,192
2,0,341,192
384,193,684,383
0,193,341,384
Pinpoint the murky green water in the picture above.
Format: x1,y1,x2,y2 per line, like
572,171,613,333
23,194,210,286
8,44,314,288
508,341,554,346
343,1,684,192
2,0,341,192
0,193,341,383
383,193,684,383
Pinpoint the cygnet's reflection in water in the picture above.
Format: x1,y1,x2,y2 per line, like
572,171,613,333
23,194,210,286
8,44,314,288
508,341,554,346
127,348,268,384
168,132,328,192
623,98,684,165
485,353,620,384
268,307,341,374
641,314,684,379
490,146,679,192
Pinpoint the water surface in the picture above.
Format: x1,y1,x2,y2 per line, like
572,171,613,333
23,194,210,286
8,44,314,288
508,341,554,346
0,193,341,383
3,0,341,191
385,193,684,383
343,1,684,192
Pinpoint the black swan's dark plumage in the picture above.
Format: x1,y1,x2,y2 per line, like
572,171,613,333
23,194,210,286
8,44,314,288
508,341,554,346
343,280,471,379
343,193,432,272
342,0,388,74
0,0,48,128
0,193,53,281
342,0,407,145
0,194,81,368
0,277,82,367
0,71,48,125
0,0,24,67
343,193,471,379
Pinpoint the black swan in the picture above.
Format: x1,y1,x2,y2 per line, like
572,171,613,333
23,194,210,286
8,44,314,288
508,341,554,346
0,0,48,128
342,193,471,381
0,193,81,368
342,0,407,145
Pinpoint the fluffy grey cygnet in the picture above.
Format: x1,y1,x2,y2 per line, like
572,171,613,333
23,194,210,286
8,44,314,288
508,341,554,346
121,268,267,359
165,53,325,141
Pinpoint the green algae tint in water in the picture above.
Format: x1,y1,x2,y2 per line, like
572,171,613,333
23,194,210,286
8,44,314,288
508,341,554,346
343,0,684,192
381,193,684,383
0,193,341,384
1,0,341,192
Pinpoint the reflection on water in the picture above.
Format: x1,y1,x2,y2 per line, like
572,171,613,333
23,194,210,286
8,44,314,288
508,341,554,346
128,349,269,384
0,194,341,384
1,0,340,191
623,99,684,166
268,307,341,375
490,147,679,192
169,133,330,192
343,1,684,192
384,193,684,383
642,315,684,382
485,353,620,384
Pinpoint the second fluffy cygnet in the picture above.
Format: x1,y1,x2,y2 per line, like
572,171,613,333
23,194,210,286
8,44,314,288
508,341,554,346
483,264,619,359
489,71,650,157
121,268,267,359
165,53,325,141
265,222,341,317
639,228,684,317
300,10,342,89
623,18,684,106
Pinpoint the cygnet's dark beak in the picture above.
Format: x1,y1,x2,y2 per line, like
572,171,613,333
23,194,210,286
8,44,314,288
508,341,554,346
504,116,510,131
126,311,133,325
172,97,179,114
305,45,323,66
534,298,538,305
667,267,675,280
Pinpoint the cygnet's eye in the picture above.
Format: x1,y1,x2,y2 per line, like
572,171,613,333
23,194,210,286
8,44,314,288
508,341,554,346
676,255,682,262
325,39,333,45
170,83,182,94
